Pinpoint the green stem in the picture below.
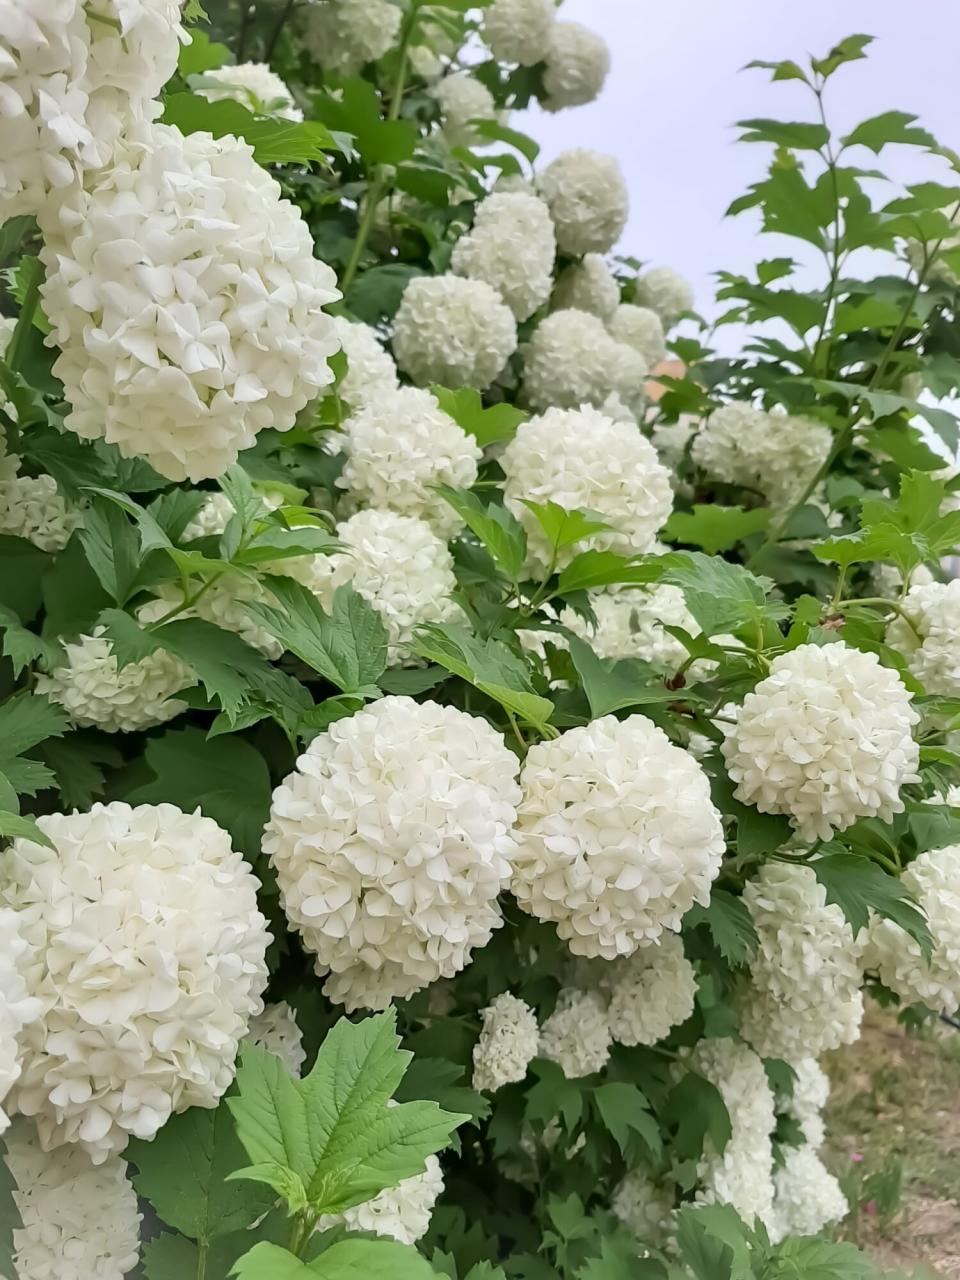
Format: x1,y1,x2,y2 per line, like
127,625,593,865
835,596,922,637
809,83,843,376
288,1213,309,1258
6,262,42,375
196,1242,208,1280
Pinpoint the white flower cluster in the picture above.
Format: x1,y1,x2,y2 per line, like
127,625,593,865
182,489,284,542
146,577,284,659
608,304,666,372
2,802,269,1159
434,72,500,148
552,254,621,321
392,274,517,391
721,643,920,841
451,192,556,320
511,715,724,958
472,992,539,1092
611,1171,674,1244
501,407,673,574
0,472,82,551
769,1147,847,1243
634,266,694,329
264,698,521,1011
0,0,184,219
198,61,302,120
37,626,193,733
319,1144,444,1245
328,316,398,411
40,121,341,483
691,1037,776,1229
865,844,960,1014
482,0,554,65
521,309,647,415
887,579,960,696
604,933,698,1046
739,863,864,1059
409,19,456,81
561,584,701,671
691,404,833,506
5,1121,141,1279
542,22,610,111
244,1001,306,1076
538,988,612,1077
0,912,41,1134
537,150,628,256
783,1056,831,1149
336,385,480,537
301,0,402,73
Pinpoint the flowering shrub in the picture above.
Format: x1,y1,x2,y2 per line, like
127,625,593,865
0,5,959,1278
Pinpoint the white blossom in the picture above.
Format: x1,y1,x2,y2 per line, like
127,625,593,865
0,474,82,551
5,1120,141,1279
198,61,302,120
691,404,833,506
721,642,921,841
409,20,455,81
768,1147,847,1243
181,489,284,542
244,1002,306,1076
537,150,628,256
521,309,647,414
482,0,554,65
36,626,193,733
336,385,480,536
739,862,865,1059
634,266,694,329
612,1171,674,1243
472,992,539,1092
319,1146,444,1246
0,912,41,1135
2,802,270,1159
434,72,500,148
391,274,517,391
608,304,666,373
146,578,284,660
451,192,556,321
328,316,398,411
301,0,402,73
542,22,610,111
887,579,960,696
264,697,521,1012
1,317,19,433
501,407,673,574
559,584,703,672
40,121,340,483
604,933,698,1046
783,1057,830,1149
538,989,612,1077
551,255,621,321
864,844,960,1014
512,715,724,958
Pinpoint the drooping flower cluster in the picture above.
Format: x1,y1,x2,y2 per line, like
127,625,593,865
769,1147,847,1243
721,643,921,840
538,988,612,1078
434,72,500,148
0,911,41,1134
542,22,611,111
244,1002,307,1076
886,578,960,696
472,992,540,1092
392,274,518,390
691,404,833,506
198,61,302,120
783,1057,831,1149
451,192,557,320
301,0,402,73
537,150,629,256
482,0,554,66
604,933,698,1046
511,715,725,957
264,698,522,1011
1,802,270,1159
612,1171,674,1244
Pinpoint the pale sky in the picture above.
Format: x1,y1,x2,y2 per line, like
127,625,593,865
520,0,960,321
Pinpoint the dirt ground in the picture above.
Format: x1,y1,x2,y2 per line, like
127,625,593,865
825,1007,960,1277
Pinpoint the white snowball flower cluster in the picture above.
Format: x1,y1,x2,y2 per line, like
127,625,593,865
612,1171,674,1243
691,1038,776,1229
512,715,724,958
887,579,960,696
198,61,302,120
434,71,500,148
501,407,673,574
335,510,461,666
482,0,554,65
319,1146,444,1246
537,150,628,256
542,22,610,111
36,626,193,733
1,802,270,1159
561,585,701,671
739,863,865,1059
604,933,698,1046
691,404,833,506
451,192,556,321
392,274,517,391
409,19,456,81
301,0,402,73
0,473,82,551
864,844,960,1014
5,1121,141,1279
328,316,398,411
538,989,612,1078
608,304,666,373
634,266,694,329
264,698,521,1012
721,643,921,841
336,385,480,537
768,1147,847,1243
552,254,621,321
0,912,41,1135
521,309,647,414
783,1056,831,1149
181,490,284,542
40,121,341,483
244,1002,306,1076
147,577,284,659
472,992,539,1092
0,0,184,219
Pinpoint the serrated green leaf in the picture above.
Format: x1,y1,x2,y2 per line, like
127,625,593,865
163,93,344,163
592,1083,661,1159
231,1239,440,1279
469,119,539,163
0,692,67,760
0,605,60,678
555,550,662,596
97,609,161,667
811,853,933,958
664,506,771,555
518,502,614,554
843,110,937,154
673,1204,755,1280
811,33,873,79
765,1234,876,1279
37,735,119,810
178,28,231,76
394,1057,490,1126
661,552,786,636
430,386,526,447
142,1234,202,1280
736,117,829,150
662,1072,731,1161
437,486,526,580
567,636,679,719
77,497,143,605
685,890,759,966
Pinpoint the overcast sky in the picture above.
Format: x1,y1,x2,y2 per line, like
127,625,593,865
520,0,960,320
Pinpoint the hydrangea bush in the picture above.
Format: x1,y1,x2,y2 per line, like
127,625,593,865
0,5,958,1277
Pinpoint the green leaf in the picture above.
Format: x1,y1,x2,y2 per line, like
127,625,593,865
662,1072,731,1161
567,636,678,719
736,118,829,149
124,727,272,857
37,735,119,810
346,264,426,325
143,1235,202,1280
469,119,540,163
0,810,55,848
438,487,526,580
152,617,278,720
430,386,526,447
811,854,933,958
525,1060,584,1131
97,609,162,667
555,550,661,596
674,1204,755,1280
130,1104,275,1244
811,33,874,78
77,497,143,605
744,58,810,85
664,506,771,555
842,110,937,154
228,1011,466,1216
162,94,343,164
0,692,67,761
313,78,417,166
394,1057,490,1126
592,1083,661,1159
245,580,387,694
178,28,231,75
661,552,786,636
231,1239,440,1279
0,604,60,677
519,502,614,554
685,890,759,966
766,1235,876,1279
